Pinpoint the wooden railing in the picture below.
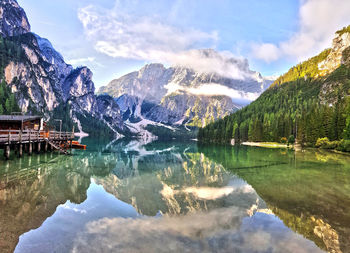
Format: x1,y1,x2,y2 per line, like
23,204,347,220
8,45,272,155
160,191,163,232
0,130,74,144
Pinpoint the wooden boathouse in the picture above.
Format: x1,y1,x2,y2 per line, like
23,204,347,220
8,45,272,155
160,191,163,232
0,115,75,159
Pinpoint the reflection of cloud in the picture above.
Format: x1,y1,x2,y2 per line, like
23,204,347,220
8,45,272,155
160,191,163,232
183,186,234,200
161,184,255,201
61,203,87,214
72,208,322,253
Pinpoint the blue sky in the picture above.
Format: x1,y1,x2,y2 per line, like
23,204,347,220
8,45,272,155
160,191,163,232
17,0,350,88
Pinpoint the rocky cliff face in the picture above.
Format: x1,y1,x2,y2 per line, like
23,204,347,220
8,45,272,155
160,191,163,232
0,0,123,136
100,64,172,103
96,95,124,130
318,27,350,105
99,55,273,129
0,0,30,37
145,92,237,127
318,31,350,76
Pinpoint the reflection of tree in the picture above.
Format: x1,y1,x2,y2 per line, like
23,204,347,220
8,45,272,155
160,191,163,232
200,145,350,253
0,152,115,253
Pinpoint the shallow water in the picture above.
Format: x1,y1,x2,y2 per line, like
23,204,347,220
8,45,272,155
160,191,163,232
0,139,349,253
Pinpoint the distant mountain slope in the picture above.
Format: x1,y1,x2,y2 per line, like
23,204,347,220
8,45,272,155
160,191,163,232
0,0,124,138
99,52,273,130
199,26,350,147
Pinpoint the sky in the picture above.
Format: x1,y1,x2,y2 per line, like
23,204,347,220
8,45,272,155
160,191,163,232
17,0,350,89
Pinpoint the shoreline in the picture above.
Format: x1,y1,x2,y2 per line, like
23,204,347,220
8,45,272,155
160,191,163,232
241,142,291,148
240,142,350,155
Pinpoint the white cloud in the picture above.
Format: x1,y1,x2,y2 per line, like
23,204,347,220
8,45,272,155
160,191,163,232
169,49,254,80
77,2,259,80
68,57,95,65
251,43,280,63
252,0,350,62
165,82,260,101
67,57,104,68
78,3,217,59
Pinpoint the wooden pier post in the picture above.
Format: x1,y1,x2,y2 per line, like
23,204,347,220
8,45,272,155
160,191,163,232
44,141,48,152
19,144,23,158
4,145,10,160
37,142,41,153
28,142,32,156
18,130,22,158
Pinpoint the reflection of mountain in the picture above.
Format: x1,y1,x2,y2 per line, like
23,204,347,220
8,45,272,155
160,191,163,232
94,144,265,217
199,145,350,253
0,152,115,253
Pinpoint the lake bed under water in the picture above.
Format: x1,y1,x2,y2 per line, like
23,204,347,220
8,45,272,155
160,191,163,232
0,139,349,253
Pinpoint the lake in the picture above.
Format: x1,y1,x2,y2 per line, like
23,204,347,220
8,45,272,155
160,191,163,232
0,139,349,253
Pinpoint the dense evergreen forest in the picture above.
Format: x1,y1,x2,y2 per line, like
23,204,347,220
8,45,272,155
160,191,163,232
198,36,350,152
0,35,25,114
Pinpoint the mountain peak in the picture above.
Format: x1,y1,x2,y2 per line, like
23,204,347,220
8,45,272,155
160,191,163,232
0,0,30,37
317,25,350,76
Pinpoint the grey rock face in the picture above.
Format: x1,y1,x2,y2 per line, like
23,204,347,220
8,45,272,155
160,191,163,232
319,31,350,105
0,0,30,37
318,32,350,76
35,34,73,88
145,92,238,127
63,67,95,100
115,94,144,121
96,95,124,130
100,64,173,103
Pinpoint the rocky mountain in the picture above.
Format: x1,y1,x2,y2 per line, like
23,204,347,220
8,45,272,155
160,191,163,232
99,52,273,134
0,0,123,137
0,0,30,37
199,25,350,148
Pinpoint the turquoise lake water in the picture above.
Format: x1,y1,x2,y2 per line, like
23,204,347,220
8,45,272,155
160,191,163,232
0,139,349,253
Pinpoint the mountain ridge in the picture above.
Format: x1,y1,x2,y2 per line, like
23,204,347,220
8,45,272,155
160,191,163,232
99,57,273,130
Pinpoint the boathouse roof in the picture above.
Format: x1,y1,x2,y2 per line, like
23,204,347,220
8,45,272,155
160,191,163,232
0,115,42,122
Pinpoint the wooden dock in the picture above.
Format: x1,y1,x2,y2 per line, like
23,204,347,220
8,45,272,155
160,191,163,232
0,130,75,159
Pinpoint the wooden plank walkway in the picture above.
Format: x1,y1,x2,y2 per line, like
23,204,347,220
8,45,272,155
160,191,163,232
0,130,74,144
0,130,74,159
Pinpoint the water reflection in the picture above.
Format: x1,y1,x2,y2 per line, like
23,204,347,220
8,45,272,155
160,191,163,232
96,149,264,217
0,139,349,252
0,151,116,252
199,145,350,253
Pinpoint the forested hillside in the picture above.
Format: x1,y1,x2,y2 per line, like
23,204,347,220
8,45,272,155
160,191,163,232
0,35,23,114
198,26,350,151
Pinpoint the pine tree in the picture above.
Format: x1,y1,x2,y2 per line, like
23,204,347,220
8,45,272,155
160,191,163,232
343,97,350,140
0,82,4,100
5,98,11,113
